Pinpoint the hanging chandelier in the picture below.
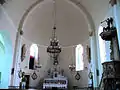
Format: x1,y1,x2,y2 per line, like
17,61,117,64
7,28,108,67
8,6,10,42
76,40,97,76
47,0,61,65
47,26,61,56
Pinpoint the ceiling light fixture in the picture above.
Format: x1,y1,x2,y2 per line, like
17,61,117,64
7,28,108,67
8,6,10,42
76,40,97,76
47,0,61,65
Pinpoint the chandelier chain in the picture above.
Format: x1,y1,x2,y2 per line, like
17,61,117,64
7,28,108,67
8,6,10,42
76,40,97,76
52,0,57,39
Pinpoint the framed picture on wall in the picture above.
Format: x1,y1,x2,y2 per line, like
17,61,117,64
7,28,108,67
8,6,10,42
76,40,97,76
75,72,81,80
31,71,37,80
21,44,26,62
86,45,91,63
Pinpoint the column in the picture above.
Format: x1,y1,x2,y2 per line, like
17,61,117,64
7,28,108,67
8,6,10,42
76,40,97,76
89,30,99,87
10,30,22,86
113,0,120,50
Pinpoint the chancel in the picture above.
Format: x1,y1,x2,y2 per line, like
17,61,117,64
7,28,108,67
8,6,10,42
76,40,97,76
0,0,120,90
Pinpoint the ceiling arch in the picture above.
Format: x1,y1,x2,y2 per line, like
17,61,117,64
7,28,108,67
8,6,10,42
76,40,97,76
68,0,95,31
18,0,95,33
22,0,90,46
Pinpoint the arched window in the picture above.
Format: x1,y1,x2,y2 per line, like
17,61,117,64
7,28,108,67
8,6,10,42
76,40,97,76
76,44,84,71
29,44,38,69
30,44,38,59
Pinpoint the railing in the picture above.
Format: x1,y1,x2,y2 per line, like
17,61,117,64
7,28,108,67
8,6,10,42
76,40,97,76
8,86,100,90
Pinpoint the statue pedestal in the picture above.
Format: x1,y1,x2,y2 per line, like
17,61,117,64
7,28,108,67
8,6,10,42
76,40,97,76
102,61,120,89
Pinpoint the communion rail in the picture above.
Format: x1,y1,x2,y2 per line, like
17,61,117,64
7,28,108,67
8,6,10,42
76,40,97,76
8,86,100,90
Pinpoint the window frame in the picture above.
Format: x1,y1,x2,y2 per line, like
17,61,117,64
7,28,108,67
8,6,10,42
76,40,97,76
75,44,84,71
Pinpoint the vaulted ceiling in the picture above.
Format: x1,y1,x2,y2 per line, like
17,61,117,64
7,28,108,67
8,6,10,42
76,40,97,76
3,0,110,46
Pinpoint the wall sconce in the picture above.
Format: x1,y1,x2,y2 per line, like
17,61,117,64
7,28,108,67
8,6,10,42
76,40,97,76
35,64,42,69
69,64,76,71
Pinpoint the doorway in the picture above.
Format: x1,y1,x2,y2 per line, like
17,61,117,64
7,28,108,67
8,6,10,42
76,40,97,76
25,75,30,89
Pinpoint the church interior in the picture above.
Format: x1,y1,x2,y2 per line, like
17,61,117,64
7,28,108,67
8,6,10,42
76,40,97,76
0,0,120,90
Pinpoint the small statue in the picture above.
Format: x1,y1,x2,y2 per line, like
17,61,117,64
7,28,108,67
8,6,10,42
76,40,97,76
101,17,113,30
19,72,27,89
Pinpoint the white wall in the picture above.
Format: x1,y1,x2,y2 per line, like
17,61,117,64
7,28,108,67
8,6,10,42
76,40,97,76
20,38,51,87
0,7,17,54
3,0,38,27
59,45,89,89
